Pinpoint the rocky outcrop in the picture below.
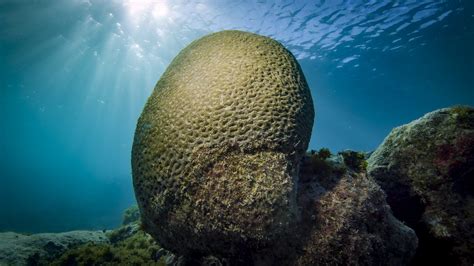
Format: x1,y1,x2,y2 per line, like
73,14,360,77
294,152,416,265
128,29,421,264
52,223,169,266
273,150,417,265
368,106,474,265
0,230,109,265
0,206,172,266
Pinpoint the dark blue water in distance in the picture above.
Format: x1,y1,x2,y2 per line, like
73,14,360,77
1,0,473,233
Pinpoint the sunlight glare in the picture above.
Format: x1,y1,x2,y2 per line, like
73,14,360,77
124,0,169,20
152,2,169,18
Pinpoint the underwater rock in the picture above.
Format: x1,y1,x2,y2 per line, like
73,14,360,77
367,106,474,265
0,207,176,266
52,222,168,266
253,152,418,265
0,230,109,265
132,30,314,256
173,152,418,265
297,156,418,265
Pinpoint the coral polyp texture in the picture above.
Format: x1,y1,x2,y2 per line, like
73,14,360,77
132,30,314,256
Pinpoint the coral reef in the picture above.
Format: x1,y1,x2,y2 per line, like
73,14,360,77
3,26,472,265
368,106,474,265
132,30,314,256
130,30,420,264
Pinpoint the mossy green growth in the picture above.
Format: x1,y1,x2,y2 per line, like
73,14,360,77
122,205,140,225
309,148,333,178
339,150,367,172
52,224,166,266
317,148,331,160
449,105,474,127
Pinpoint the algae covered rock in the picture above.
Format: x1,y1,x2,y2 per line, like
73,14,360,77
197,152,418,265
51,207,172,266
0,231,109,265
52,225,166,266
290,152,417,265
122,205,140,225
132,30,314,256
367,106,474,265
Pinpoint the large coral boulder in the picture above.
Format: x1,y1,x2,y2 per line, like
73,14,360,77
132,30,314,256
367,106,474,265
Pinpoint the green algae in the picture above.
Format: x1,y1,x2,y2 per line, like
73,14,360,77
339,150,367,172
52,224,167,266
309,148,333,178
122,205,140,226
450,105,474,127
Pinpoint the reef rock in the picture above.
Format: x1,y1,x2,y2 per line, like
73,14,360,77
297,157,417,265
132,30,314,256
175,151,418,265
265,151,417,265
0,230,109,265
52,222,169,265
367,106,474,265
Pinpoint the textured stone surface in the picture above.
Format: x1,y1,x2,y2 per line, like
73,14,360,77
175,153,418,265
132,30,314,256
293,156,417,266
0,231,109,265
368,106,474,265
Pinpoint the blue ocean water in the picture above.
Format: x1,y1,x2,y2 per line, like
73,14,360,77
0,0,473,233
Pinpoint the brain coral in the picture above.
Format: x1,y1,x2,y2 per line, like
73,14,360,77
132,30,314,256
